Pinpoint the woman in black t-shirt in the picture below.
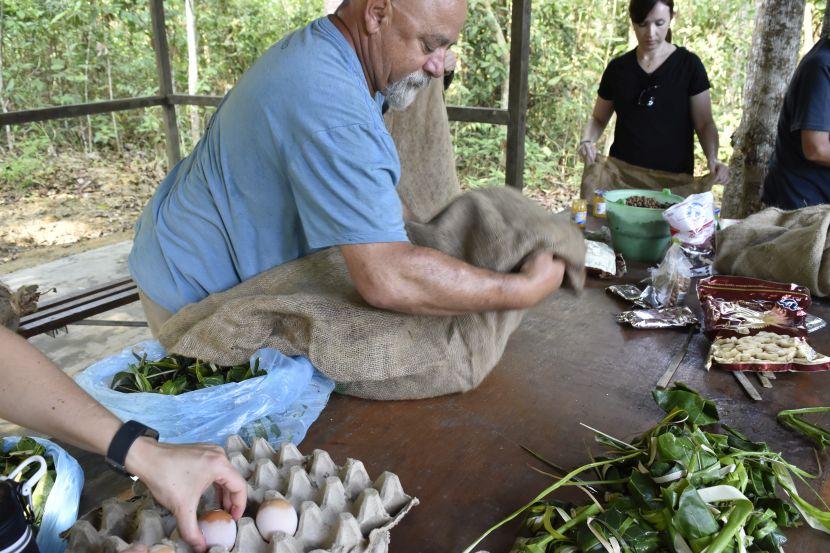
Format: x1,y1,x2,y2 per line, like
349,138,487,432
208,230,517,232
578,0,729,183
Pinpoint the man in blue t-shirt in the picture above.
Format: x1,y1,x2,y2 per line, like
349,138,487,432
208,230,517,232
762,38,830,210
130,0,568,335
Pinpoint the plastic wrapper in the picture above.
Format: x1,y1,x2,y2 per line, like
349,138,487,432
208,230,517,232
662,192,716,276
648,243,692,307
606,284,648,307
616,306,698,329
2,437,84,553
585,239,625,278
705,331,830,373
698,276,810,340
806,314,828,333
75,340,335,447
698,276,830,372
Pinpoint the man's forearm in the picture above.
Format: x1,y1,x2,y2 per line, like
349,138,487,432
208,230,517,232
376,245,529,314
0,327,121,455
343,243,561,315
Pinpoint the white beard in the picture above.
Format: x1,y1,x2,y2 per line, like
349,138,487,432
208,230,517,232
383,71,430,111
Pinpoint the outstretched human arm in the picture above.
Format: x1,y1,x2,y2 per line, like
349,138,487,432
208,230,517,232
341,242,566,315
0,327,246,552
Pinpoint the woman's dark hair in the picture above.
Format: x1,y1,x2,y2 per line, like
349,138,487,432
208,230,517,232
629,0,674,43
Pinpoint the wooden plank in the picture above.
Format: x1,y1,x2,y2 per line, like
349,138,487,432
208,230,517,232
505,0,532,189
169,94,511,126
149,0,181,169
168,94,222,107
27,278,134,311
734,371,763,401
655,327,694,389
20,281,138,326
447,106,509,125
18,288,140,338
0,97,164,126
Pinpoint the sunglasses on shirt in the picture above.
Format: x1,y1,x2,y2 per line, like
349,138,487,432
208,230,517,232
636,84,660,108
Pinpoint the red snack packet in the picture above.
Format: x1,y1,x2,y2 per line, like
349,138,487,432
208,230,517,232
698,276,828,373
697,276,810,340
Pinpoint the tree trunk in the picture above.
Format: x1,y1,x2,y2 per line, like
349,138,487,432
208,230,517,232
0,0,13,152
186,0,201,146
823,0,830,39
477,0,509,108
721,0,805,219
99,42,123,153
84,28,93,154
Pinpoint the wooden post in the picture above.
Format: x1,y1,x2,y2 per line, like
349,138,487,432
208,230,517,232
505,0,531,189
149,0,181,169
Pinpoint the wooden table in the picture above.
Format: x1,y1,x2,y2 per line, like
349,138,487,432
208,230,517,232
74,271,830,552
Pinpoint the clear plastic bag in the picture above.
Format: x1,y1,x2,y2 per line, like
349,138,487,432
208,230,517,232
75,341,334,447
648,243,693,307
662,192,716,276
2,436,83,553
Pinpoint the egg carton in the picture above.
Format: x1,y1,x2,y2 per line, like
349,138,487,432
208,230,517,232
65,436,418,553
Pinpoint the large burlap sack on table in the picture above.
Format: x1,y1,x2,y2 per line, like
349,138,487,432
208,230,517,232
581,154,713,199
714,205,830,297
158,186,586,400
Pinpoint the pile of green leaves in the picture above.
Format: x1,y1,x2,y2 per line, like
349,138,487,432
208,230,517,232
1,438,56,526
464,383,830,553
110,353,265,395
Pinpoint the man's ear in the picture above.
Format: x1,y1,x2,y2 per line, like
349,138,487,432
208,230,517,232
364,0,391,35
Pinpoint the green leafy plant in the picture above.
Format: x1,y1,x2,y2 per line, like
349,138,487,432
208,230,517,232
778,407,830,451
110,353,265,395
464,383,830,553
1,438,56,526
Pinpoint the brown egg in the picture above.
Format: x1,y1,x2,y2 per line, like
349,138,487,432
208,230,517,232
255,499,298,540
197,509,237,549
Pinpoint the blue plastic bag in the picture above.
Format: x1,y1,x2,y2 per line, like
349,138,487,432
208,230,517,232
239,370,335,446
75,340,333,446
2,436,83,553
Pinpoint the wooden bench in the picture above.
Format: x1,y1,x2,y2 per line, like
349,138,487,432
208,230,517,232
17,277,142,338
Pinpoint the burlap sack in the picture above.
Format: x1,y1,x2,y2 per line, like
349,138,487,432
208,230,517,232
714,206,830,297
0,283,41,331
158,186,586,400
385,78,461,222
581,154,714,199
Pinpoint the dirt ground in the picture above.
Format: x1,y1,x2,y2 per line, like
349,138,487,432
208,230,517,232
0,151,165,273
0,151,575,274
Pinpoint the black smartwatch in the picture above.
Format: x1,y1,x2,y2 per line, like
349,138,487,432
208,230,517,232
105,421,159,478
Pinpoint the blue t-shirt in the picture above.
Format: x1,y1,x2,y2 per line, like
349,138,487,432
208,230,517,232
129,17,408,313
762,38,830,209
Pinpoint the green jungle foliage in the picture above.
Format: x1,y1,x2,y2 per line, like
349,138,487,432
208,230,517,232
0,0,827,191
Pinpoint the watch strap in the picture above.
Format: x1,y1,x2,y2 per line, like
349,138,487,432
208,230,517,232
105,420,159,477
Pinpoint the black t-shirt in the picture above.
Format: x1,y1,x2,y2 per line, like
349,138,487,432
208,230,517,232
762,38,830,210
598,47,711,174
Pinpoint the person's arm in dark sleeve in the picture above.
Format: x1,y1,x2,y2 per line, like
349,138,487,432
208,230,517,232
802,130,830,167
793,59,830,167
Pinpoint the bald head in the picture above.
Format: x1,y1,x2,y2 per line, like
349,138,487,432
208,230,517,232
332,0,466,107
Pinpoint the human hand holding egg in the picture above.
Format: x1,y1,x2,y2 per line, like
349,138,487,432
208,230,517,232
124,438,247,552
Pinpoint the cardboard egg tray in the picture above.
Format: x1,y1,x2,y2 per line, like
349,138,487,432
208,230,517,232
65,436,419,552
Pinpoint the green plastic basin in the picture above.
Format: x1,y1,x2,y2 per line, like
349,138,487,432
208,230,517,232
605,188,684,263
